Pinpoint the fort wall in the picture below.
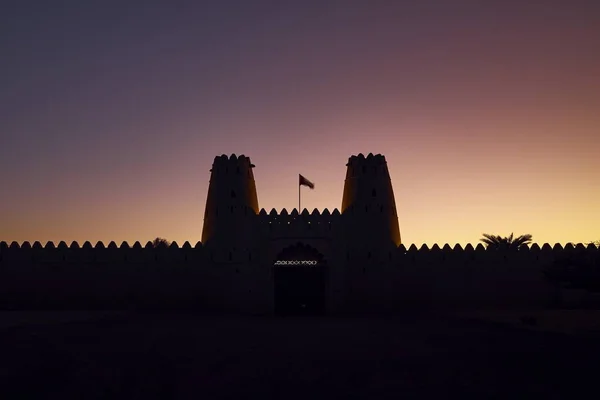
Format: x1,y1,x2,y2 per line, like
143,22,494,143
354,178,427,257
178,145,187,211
1,241,597,313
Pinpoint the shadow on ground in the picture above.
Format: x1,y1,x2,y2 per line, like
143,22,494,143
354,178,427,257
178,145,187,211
0,312,598,399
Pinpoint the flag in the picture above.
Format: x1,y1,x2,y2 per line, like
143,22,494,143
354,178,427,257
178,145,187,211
299,174,315,189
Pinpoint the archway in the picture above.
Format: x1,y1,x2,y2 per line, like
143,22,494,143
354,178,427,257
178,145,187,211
273,243,327,316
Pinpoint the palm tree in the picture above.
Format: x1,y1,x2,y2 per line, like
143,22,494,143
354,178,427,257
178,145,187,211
480,232,532,250
152,237,171,248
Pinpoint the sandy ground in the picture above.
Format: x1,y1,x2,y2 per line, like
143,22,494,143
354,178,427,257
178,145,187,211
0,311,599,399
455,310,600,335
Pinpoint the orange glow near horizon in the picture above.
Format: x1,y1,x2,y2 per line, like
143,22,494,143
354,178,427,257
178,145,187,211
3,135,599,248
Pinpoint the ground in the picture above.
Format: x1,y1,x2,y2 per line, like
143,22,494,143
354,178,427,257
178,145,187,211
454,309,600,335
0,311,598,399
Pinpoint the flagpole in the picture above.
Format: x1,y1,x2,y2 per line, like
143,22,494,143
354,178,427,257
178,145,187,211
298,178,301,212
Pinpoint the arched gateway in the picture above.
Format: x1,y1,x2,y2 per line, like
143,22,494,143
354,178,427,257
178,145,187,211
273,243,327,316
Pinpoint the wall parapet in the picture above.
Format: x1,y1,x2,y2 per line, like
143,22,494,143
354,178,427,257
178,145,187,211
256,208,342,238
1,240,598,313
2,241,597,252
257,208,341,217
0,240,204,250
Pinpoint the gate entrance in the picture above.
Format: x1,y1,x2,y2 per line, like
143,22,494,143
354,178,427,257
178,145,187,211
273,243,327,316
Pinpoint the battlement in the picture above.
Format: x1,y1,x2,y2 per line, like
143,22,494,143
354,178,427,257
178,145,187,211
347,152,387,165
3,241,595,252
210,154,255,174
257,208,341,217
0,240,204,250
345,153,389,178
256,208,342,238
212,153,255,165
392,242,596,252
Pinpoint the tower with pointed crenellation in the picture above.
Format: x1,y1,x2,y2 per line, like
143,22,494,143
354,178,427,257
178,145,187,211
341,153,401,249
201,154,260,248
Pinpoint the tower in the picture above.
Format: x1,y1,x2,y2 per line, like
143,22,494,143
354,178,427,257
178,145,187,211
201,154,260,247
341,153,401,247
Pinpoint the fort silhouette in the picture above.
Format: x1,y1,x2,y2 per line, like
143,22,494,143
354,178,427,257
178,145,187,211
0,153,597,314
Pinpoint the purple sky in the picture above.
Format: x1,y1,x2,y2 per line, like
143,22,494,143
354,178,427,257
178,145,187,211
2,0,600,246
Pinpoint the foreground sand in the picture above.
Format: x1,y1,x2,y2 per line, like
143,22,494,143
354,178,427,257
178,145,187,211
455,309,600,335
0,311,598,398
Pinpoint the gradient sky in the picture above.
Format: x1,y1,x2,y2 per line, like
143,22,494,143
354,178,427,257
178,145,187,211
2,0,599,247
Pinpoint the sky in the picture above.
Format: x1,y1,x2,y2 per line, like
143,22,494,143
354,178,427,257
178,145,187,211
1,0,599,247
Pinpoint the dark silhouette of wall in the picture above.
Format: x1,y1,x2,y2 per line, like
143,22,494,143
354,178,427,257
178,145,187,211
1,240,597,313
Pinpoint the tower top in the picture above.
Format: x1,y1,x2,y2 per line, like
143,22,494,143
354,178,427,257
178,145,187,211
346,153,386,166
211,154,255,170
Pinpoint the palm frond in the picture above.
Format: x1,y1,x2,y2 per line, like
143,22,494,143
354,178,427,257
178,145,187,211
513,234,533,246
480,233,502,247
481,233,500,242
481,232,533,249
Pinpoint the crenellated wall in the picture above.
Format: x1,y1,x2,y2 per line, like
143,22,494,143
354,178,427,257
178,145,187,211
3,153,596,313
257,208,342,240
1,240,598,313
